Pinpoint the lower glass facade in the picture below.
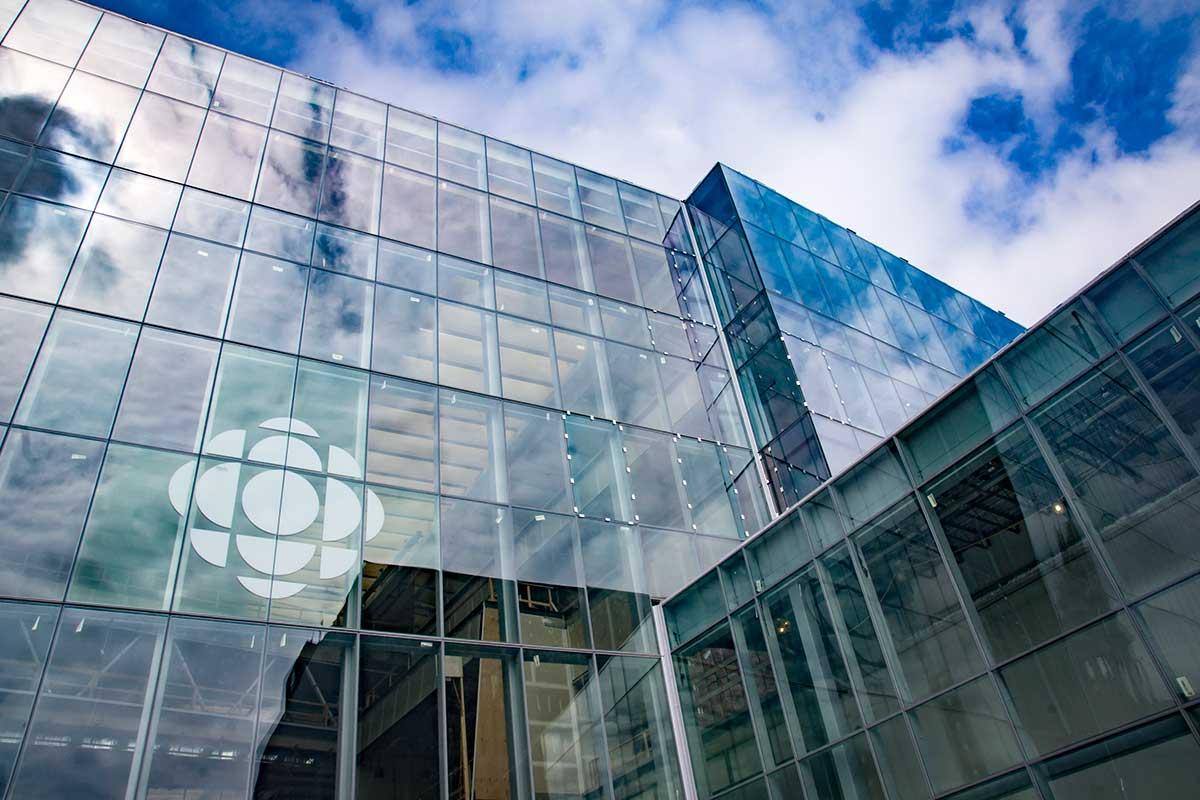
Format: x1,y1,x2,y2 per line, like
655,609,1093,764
666,203,1200,799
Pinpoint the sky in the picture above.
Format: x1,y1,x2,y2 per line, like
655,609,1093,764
91,0,1200,325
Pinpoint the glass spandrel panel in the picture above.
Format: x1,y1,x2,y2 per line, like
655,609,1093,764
437,123,485,188
565,415,630,522
504,403,570,512
312,221,375,279
445,645,524,795
7,608,165,800
440,499,516,641
765,565,862,751
733,606,793,766
1126,319,1200,451
300,269,373,367
540,210,593,290
145,234,238,337
0,600,56,796
377,238,435,293
911,676,1023,794
330,89,385,158
1001,612,1172,756
210,53,278,124
37,70,138,162
0,429,103,600
439,389,506,503
361,488,439,635
67,444,193,609
495,269,549,322
357,636,442,798
588,226,639,305
246,204,316,263
606,342,668,430
145,34,221,105
532,152,580,217
1040,715,1200,800
855,499,983,701
1135,574,1200,702
438,179,491,263
485,138,533,203
115,91,205,182
597,654,683,800
186,111,268,200
870,715,929,800
498,316,559,406
380,163,435,249
1032,360,1200,597
141,618,263,797
57,214,164,319
0,47,70,142
0,296,50,421
1137,206,1200,306
675,623,764,797
15,309,136,437
225,252,307,352
366,376,437,493
438,299,499,394
255,130,327,217
95,167,180,228
112,328,218,451
200,344,297,459
800,732,886,800
76,14,162,88
318,147,382,234
14,146,107,208
522,651,605,797
384,105,435,173
271,72,334,141
1084,262,1166,344
372,284,436,381
929,424,1118,662
514,511,589,648
491,194,543,278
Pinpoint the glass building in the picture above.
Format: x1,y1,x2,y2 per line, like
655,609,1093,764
0,2,1196,800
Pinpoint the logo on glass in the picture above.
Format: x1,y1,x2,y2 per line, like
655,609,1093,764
168,417,383,599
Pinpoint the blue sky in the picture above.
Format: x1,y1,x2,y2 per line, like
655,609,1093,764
92,0,1200,323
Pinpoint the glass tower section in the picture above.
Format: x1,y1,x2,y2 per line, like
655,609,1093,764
688,164,1025,508
666,201,1200,800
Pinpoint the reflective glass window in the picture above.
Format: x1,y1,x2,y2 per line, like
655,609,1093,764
495,269,549,322
911,676,1023,794
312,221,375,278
540,210,593,290
549,283,603,334
380,163,435,249
1126,318,1200,451
676,439,736,536
533,153,580,217
1138,206,1200,306
440,499,516,641
855,499,983,701
0,428,103,599
498,316,559,406
1085,263,1166,344
438,300,499,394
366,376,437,493
513,510,588,648
330,89,385,158
523,650,606,797
625,428,687,530
186,111,268,200
300,269,373,367
491,194,543,278
486,138,533,203
597,655,683,799
438,254,494,308
732,605,793,766
504,403,570,512
800,732,886,800
5,0,97,65
225,252,307,352
577,168,624,232
0,296,50,421
606,342,668,429
618,181,664,243
0,600,56,796
600,298,650,348
67,444,193,609
145,34,221,105
372,284,436,380
95,166,180,228
384,105,435,173
14,145,107,208
437,123,485,188
870,715,928,800
318,147,381,234
15,309,135,437
588,226,638,304
289,357,370,477
254,129,326,217
145,234,238,337
115,91,205,182
445,645,526,794
361,487,438,634
1136,574,1200,702
271,72,333,141
210,53,279,124
377,237,435,293
38,70,138,161
0,47,70,143
998,300,1109,408
245,203,315,263
112,328,217,451
172,188,250,247
75,14,162,87
199,343,296,458
439,390,506,503
565,416,630,522
581,520,652,651
660,355,712,439
438,179,491,263
58,215,167,319
555,329,612,418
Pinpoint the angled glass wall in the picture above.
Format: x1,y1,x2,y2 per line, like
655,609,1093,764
666,200,1200,800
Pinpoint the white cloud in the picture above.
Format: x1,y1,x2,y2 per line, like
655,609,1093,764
269,0,1199,326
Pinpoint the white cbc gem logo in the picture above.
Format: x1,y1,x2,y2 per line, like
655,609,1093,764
168,417,383,600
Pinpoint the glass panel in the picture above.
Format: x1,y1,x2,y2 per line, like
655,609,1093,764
438,300,499,394
550,284,603,334
533,153,580,217
6,0,97,65
631,240,676,313
764,565,862,751
597,655,683,800
377,238,435,293
540,210,593,291
800,732,886,800
59,215,167,319
491,194,543,278
361,485,438,634
1032,361,1200,597
271,72,334,141
1001,612,1172,756
625,428,687,529
68,444,191,609
38,70,138,161
226,252,307,352
372,284,436,380
495,270,550,322
504,403,570,511
659,355,712,439
911,676,1023,794
677,439,737,536
357,635,441,798
437,123,485,188
523,650,606,799
0,47,70,143
440,508,514,644
1138,207,1200,306
115,91,206,182
210,53,278,124
1136,574,1200,702
440,390,505,503
380,163,436,249
555,330,612,418
439,180,491,263
834,442,909,528
641,527,700,598
1126,319,1200,451
733,606,793,766
445,644,524,797
871,715,929,800
486,138,533,203
7,608,165,799
588,227,638,304
565,416,630,522
998,301,1109,408
172,187,249,247
1085,263,1166,344
0,296,51,421
0,600,56,796
290,357,370,477
330,89,385,158
0,429,103,599
577,168,624,232
438,254,494,308
618,182,664,243
14,145,108,208
112,328,218,451
254,130,327,217
928,423,1118,661
244,204,313,262
606,342,667,429
76,14,162,87
187,111,268,200
300,269,373,367
581,520,653,652
146,34,221,104
200,343,296,458
0,194,89,302
145,234,239,337
312,221,376,278
318,147,382,234
384,105,435,173
513,510,587,648
676,623,763,797
498,315,559,406
95,167,180,228
366,376,437,492
855,499,983,701
15,309,136,437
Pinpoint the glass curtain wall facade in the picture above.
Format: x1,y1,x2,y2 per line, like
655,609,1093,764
666,202,1200,800
688,164,1024,508
0,1,773,798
